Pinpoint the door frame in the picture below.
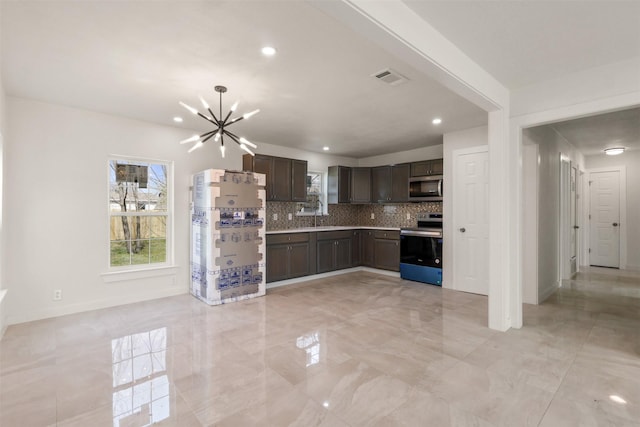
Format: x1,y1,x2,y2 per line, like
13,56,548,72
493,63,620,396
451,144,489,295
559,154,572,283
586,166,627,269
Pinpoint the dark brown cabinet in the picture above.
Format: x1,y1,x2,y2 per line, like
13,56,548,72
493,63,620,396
266,233,315,282
371,164,409,203
316,230,352,273
351,230,362,266
373,230,400,272
243,154,307,202
328,166,351,204
291,159,308,202
351,167,371,203
410,159,443,177
361,229,375,267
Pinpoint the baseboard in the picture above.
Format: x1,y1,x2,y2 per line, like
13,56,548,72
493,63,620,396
266,267,400,290
538,282,558,304
0,289,7,341
7,287,188,326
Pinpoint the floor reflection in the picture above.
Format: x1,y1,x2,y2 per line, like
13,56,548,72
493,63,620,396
111,327,169,427
296,331,321,367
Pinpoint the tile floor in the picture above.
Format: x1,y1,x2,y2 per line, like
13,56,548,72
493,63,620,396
1,267,639,426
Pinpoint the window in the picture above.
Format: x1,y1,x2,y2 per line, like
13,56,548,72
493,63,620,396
109,158,171,268
297,171,325,215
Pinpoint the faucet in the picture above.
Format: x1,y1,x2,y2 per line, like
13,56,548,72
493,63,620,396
314,199,323,227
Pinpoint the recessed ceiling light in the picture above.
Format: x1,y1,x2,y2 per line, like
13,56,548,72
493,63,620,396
604,147,625,156
323,146,330,151
261,46,277,56
432,118,442,125
173,116,183,123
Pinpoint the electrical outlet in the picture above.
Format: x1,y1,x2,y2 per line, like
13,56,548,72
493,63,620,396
53,289,62,301
288,213,293,220
406,213,411,220
370,213,375,220
272,213,278,221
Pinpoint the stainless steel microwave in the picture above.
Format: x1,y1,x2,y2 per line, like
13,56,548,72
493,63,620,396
408,175,443,201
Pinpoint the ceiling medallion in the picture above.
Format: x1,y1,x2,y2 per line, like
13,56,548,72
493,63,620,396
178,85,259,157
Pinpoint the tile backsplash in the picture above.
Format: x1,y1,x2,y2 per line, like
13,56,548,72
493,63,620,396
266,201,441,230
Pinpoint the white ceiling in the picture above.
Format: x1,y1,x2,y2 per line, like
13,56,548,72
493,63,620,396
2,1,639,158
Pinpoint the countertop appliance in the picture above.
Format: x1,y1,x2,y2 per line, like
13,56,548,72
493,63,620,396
190,169,266,305
400,212,443,286
408,175,443,201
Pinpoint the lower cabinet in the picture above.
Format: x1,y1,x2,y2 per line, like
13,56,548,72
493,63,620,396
361,230,375,267
266,228,400,283
317,230,352,273
266,233,315,282
373,230,400,272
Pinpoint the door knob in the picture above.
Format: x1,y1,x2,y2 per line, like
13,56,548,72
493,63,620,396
613,223,619,227
459,227,466,233
573,225,580,229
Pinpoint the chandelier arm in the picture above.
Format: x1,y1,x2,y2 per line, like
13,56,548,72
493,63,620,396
224,132,243,146
228,116,245,125
197,112,218,126
206,108,220,125
199,129,219,139
200,132,217,144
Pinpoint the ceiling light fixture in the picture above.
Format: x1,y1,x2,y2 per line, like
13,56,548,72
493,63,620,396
604,147,625,156
323,146,330,151
178,85,259,157
261,46,277,56
432,118,442,125
609,395,627,404
173,116,183,123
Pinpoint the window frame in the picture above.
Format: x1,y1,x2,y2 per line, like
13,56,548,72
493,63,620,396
296,170,327,216
107,155,174,272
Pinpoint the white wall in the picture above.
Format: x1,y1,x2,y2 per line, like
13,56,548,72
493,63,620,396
522,143,539,304
0,17,7,336
511,58,640,117
358,144,443,167
4,97,248,325
523,125,584,303
585,150,640,270
442,125,488,289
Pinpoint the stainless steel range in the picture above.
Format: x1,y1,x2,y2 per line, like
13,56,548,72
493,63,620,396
400,212,443,286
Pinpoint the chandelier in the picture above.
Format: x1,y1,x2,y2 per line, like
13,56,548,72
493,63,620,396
179,85,259,157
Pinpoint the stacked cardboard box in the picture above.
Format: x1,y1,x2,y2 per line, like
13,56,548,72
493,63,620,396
190,169,266,305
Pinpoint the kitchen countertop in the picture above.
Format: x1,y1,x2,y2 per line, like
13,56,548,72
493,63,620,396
266,226,400,235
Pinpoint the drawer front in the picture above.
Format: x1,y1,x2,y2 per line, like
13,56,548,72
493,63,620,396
267,233,309,245
316,230,353,241
373,230,400,240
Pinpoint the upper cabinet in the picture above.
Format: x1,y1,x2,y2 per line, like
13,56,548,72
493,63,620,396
371,164,409,203
328,166,351,204
410,159,443,177
243,154,307,202
328,166,372,204
351,167,371,204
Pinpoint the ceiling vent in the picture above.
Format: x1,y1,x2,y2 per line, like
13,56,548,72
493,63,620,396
372,68,408,86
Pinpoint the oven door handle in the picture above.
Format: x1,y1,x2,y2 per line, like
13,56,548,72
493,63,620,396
400,230,443,238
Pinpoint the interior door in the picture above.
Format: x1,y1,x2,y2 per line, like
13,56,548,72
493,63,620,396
589,171,620,268
453,147,489,295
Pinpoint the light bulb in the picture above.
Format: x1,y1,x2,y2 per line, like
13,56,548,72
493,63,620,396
188,141,204,153
240,144,255,156
231,101,239,112
243,109,260,120
179,101,198,115
180,135,200,144
239,137,257,148
220,145,226,158
214,132,221,142
199,96,210,110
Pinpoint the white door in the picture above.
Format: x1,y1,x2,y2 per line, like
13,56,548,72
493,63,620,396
589,171,620,268
453,147,489,295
